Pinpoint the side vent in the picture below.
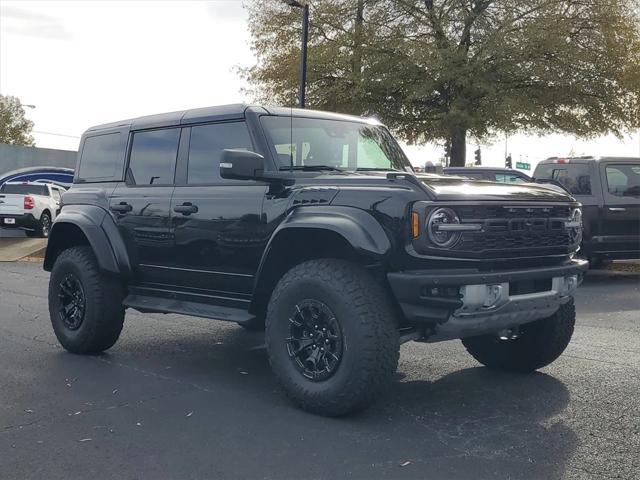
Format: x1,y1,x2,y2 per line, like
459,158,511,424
291,187,339,206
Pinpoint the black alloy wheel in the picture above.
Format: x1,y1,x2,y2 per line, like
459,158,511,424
57,273,86,330
286,299,343,381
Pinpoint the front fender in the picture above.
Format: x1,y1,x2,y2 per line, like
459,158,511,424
270,206,392,256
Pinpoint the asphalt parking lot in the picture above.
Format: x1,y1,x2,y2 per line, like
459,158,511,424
0,261,638,480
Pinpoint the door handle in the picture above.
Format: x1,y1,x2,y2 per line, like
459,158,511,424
110,202,133,213
608,207,626,212
173,203,198,215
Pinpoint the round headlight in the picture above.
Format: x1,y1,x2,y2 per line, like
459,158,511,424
427,207,461,247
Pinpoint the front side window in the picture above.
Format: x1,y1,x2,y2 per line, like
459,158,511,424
128,128,180,185
51,189,62,201
606,164,640,197
261,116,412,171
187,122,254,184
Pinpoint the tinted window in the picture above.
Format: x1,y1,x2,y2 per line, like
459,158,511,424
606,164,640,197
457,172,486,180
534,163,591,195
78,133,124,181
0,184,48,196
188,123,254,184
495,173,528,184
128,129,180,185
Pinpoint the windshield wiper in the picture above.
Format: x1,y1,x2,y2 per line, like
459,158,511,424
280,165,344,172
355,168,401,172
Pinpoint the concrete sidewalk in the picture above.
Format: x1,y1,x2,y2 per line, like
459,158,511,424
0,238,47,262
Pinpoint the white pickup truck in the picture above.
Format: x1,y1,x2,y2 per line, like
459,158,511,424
0,182,65,238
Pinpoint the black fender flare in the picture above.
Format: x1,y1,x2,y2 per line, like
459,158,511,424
44,205,132,275
253,206,392,291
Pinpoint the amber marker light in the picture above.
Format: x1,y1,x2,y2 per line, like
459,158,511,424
411,212,420,238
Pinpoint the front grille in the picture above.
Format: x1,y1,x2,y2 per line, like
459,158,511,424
459,230,572,251
457,205,571,220
451,204,576,258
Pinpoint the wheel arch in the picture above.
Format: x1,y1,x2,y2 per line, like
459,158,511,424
44,205,131,276
250,206,392,316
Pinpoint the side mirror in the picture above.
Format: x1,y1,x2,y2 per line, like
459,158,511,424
220,149,265,181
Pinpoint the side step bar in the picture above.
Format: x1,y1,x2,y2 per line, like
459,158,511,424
123,294,256,324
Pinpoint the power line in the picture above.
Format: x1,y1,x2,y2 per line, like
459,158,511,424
33,130,80,139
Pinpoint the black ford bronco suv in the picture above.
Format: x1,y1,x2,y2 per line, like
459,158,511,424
44,105,588,416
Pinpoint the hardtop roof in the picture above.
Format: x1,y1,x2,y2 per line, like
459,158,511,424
538,156,640,164
85,104,377,134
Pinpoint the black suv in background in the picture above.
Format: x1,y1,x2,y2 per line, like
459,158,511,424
43,105,587,415
533,157,640,265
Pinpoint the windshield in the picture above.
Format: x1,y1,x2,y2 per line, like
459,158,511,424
260,116,412,172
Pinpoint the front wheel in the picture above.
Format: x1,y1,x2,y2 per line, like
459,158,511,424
48,246,125,354
462,299,576,373
265,259,400,416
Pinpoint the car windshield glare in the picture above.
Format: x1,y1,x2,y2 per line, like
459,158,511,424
260,116,412,172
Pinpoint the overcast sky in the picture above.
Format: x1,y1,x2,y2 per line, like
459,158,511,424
1,0,639,171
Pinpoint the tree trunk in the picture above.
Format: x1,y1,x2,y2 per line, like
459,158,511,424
449,128,467,167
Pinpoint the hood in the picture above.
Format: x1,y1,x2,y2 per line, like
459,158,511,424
416,175,574,202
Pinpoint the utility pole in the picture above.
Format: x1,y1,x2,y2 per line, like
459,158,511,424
283,1,309,108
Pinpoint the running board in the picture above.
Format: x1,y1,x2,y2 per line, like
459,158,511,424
123,294,255,324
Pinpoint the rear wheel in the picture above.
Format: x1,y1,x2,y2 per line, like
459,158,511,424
265,259,400,416
462,299,576,373
48,246,125,354
26,211,51,238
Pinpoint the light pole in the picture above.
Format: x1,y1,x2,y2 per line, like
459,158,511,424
283,0,309,108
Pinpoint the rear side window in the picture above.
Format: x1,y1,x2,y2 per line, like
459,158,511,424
0,184,48,196
78,133,125,182
606,164,640,197
128,128,180,185
187,122,254,184
535,163,591,195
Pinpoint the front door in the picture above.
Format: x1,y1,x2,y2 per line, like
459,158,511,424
167,122,268,307
598,161,640,254
109,127,181,286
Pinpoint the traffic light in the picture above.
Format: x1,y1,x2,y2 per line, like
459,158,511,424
474,148,481,166
505,154,512,168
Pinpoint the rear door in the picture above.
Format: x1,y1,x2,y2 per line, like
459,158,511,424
109,127,181,286
598,161,640,251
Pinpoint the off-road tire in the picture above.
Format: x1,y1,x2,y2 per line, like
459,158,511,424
462,299,576,373
27,211,51,238
48,246,125,354
265,259,400,416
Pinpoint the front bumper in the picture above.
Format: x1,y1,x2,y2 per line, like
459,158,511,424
0,213,38,230
388,259,588,341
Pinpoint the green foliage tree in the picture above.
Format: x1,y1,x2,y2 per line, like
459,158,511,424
0,95,35,146
242,0,640,166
